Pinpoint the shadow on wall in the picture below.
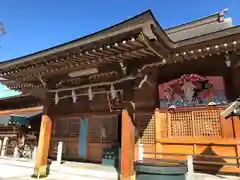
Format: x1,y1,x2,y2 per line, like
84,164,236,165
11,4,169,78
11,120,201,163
194,143,226,175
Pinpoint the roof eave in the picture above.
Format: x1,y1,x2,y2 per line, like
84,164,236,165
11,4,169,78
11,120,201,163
0,10,157,69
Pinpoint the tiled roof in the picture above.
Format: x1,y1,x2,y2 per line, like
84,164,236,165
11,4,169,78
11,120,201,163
166,18,233,42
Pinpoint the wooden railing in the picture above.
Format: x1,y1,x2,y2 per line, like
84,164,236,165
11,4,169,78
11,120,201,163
142,151,240,174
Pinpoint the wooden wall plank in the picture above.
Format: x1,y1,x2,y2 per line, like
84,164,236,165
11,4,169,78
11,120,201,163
162,144,193,160
143,144,155,159
221,116,234,138
233,116,240,138
87,143,112,162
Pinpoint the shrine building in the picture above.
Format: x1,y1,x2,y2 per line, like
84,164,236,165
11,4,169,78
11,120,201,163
0,9,240,179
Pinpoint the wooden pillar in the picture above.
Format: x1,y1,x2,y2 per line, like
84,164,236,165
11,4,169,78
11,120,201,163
155,109,162,159
1,137,8,156
33,95,52,178
121,109,135,180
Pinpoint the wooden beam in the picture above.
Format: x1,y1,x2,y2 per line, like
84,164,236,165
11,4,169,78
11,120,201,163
121,109,135,180
0,106,42,115
32,95,52,178
139,32,168,60
14,46,151,82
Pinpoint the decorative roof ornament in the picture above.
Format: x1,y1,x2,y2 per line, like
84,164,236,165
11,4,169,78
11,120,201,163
71,89,77,103
54,92,59,105
218,8,228,22
88,85,93,100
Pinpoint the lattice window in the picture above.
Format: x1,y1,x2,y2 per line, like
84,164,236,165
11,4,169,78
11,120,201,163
55,119,69,136
68,118,80,137
194,110,221,136
169,112,193,136
136,113,155,144
55,117,80,137
88,116,102,143
88,115,118,143
168,110,222,137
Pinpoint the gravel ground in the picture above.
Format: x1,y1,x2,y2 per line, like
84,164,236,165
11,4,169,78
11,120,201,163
190,173,240,180
0,163,116,180
0,159,239,180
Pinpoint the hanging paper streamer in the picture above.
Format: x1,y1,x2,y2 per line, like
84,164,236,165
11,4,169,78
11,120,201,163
88,86,93,100
55,92,59,105
72,89,77,103
100,127,106,138
100,126,106,144
110,84,117,99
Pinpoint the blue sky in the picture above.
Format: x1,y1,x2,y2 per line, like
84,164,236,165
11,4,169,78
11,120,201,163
0,0,239,98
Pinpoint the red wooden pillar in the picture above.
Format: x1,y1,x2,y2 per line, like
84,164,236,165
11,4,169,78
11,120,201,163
33,99,52,178
121,109,135,180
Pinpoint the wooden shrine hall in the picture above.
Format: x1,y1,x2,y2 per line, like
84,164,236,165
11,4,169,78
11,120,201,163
0,94,42,157
0,9,240,179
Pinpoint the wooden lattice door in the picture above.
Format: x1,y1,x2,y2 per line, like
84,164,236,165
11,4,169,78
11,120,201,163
168,111,193,137
194,110,221,136
168,109,222,137
88,114,118,143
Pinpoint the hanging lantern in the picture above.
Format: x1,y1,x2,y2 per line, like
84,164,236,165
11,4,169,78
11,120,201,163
88,86,93,100
72,89,77,103
110,84,117,99
54,92,59,105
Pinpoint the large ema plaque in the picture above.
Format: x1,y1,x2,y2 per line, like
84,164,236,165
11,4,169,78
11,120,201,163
158,74,228,108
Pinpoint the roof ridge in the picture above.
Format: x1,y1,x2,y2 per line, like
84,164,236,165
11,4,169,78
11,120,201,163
165,8,229,34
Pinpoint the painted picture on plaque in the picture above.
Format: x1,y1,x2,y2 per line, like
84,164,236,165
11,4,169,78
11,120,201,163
159,74,227,108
